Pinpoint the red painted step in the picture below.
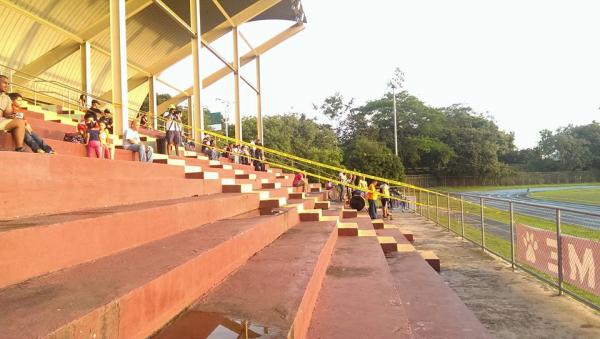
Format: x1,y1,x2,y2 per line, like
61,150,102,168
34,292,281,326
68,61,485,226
0,207,301,339
387,251,491,338
0,152,179,180
307,215,414,338
0,193,260,289
155,219,338,339
1,134,137,160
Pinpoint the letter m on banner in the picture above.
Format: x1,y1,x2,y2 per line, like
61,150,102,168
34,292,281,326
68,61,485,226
516,224,600,297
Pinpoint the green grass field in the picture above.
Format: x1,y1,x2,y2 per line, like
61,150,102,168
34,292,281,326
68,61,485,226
530,188,600,206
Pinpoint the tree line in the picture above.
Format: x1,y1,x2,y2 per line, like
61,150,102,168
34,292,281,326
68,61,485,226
146,86,599,180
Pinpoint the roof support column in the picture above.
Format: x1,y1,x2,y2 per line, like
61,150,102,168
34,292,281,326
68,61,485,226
190,0,204,143
256,55,263,144
80,42,92,102
233,26,242,141
109,0,130,136
187,96,194,140
148,75,157,129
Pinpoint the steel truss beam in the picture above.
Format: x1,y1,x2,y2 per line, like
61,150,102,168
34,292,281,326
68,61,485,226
157,22,304,113
101,0,282,101
11,0,153,82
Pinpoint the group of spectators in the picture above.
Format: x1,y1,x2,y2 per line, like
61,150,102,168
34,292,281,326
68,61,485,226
220,139,266,171
336,171,411,220
77,97,114,159
77,95,153,162
0,75,55,153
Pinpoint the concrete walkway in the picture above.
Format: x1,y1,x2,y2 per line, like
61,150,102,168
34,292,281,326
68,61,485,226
391,211,600,339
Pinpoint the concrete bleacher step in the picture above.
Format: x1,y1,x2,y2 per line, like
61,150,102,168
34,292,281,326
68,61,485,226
307,212,413,338
0,133,137,160
185,171,219,179
299,209,322,221
0,153,232,219
261,181,281,189
0,206,303,339
387,250,490,338
314,200,330,210
0,193,261,289
155,218,338,339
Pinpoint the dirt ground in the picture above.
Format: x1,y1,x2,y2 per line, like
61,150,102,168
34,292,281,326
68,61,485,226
392,211,600,339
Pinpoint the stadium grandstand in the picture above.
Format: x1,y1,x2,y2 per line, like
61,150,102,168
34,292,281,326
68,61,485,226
0,1,490,338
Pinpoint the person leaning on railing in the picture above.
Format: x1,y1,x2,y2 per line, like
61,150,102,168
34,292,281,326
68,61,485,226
0,75,26,152
123,119,153,163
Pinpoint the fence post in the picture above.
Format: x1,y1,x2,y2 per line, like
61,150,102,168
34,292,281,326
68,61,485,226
447,192,451,230
556,209,563,295
435,194,439,225
509,201,515,270
460,195,465,239
480,197,485,251
427,192,430,220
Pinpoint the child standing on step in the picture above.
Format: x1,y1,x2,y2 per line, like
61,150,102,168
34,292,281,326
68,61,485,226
99,121,113,159
85,119,102,158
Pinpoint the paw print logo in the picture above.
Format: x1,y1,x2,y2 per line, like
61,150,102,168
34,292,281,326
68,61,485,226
523,232,538,263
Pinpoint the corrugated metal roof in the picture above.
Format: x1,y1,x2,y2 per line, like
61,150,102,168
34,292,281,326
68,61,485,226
0,0,305,110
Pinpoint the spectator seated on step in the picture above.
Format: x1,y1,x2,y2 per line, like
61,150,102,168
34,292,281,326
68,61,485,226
123,119,153,163
293,172,309,193
136,111,148,128
9,93,55,154
183,135,195,151
0,75,26,152
201,137,218,160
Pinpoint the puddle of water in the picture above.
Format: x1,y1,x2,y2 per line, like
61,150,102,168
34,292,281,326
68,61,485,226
153,311,283,339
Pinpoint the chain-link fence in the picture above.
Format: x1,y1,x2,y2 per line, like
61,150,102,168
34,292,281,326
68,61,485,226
414,192,600,311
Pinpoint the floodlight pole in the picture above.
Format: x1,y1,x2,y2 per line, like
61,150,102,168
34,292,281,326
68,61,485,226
392,84,398,156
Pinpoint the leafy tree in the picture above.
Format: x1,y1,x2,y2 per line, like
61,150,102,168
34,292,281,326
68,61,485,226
343,137,404,180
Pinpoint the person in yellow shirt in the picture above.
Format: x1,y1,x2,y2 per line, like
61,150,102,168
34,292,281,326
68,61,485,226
380,182,391,219
367,180,379,219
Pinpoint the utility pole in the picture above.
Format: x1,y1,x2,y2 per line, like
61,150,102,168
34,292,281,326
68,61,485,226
392,84,398,156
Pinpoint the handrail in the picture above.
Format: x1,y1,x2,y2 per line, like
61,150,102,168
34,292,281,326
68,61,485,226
198,141,419,206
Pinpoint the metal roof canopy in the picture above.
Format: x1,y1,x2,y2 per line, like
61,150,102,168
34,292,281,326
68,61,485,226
0,0,306,141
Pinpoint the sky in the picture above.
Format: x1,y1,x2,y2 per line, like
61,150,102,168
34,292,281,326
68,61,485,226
157,0,600,149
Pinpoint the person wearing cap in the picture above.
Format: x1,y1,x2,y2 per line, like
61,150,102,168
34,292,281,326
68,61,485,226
163,104,182,156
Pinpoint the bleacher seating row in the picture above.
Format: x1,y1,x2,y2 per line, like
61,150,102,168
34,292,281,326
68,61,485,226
0,101,489,338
